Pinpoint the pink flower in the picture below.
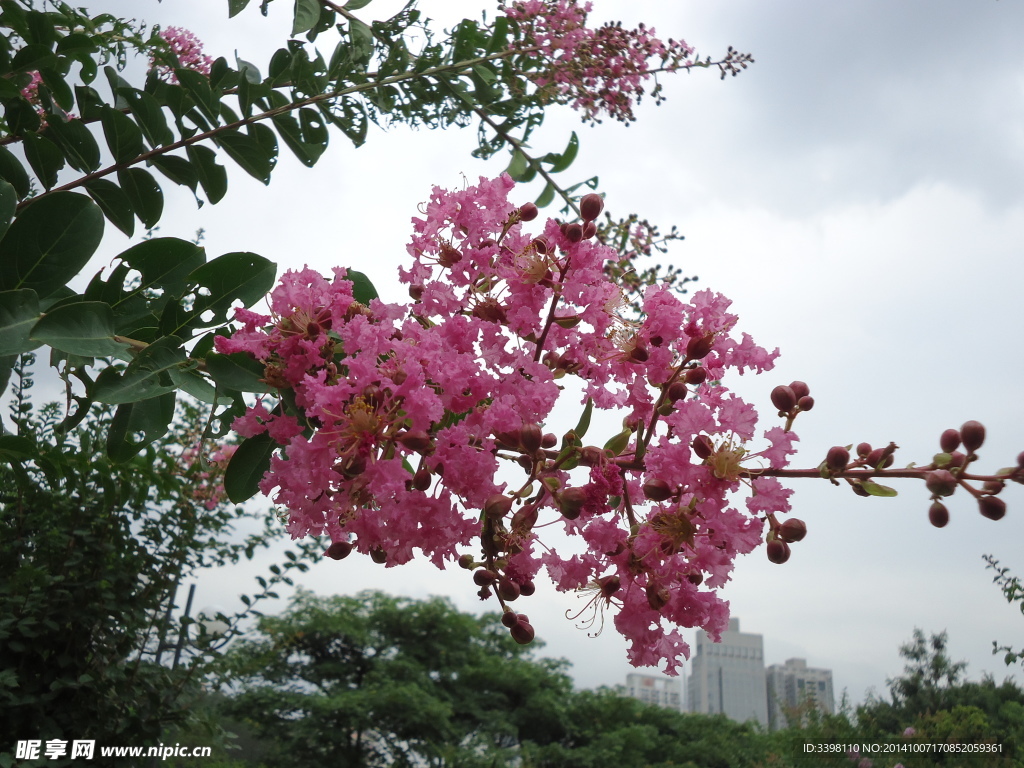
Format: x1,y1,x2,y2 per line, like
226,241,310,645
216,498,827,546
151,26,214,82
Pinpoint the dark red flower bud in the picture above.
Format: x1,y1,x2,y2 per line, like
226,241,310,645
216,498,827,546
928,501,949,528
983,480,1005,495
825,446,850,473
770,385,797,413
925,469,957,497
978,496,1006,521
519,580,536,596
370,546,387,564
325,541,352,560
412,467,432,491
494,428,522,450
501,611,518,628
789,381,810,400
629,344,649,362
473,569,498,587
643,478,673,502
540,432,557,448
778,518,807,543
582,220,597,239
484,494,514,519
519,202,539,221
521,423,543,453
1018,451,1024,469
857,442,872,458
961,420,986,453
649,335,664,347
409,284,424,301
686,334,714,360
797,395,815,411
692,434,713,460
497,577,521,601
646,582,670,610
598,574,621,597
397,430,433,454
867,448,894,469
684,367,708,386
666,381,688,402
580,193,604,222
510,619,535,644
511,504,539,532
565,223,584,242
948,451,966,468
687,572,704,586
559,487,586,519
766,539,791,564
940,429,961,453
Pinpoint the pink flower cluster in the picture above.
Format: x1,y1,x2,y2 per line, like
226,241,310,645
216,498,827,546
150,26,214,82
501,0,695,123
181,443,238,510
217,174,797,674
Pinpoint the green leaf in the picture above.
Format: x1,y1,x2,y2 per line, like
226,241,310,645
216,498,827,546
535,182,555,208
167,365,222,404
118,88,174,147
117,167,163,228
151,155,199,193
106,391,176,462
543,131,578,174
0,192,104,298
272,110,327,167
206,351,270,393
345,0,373,8
12,43,56,73
29,301,127,357
100,105,145,164
39,67,74,113
225,431,276,503
118,237,206,298
0,145,31,198
83,178,135,237
187,144,228,204
175,68,219,125
22,133,65,190
0,434,35,461
56,32,98,56
92,336,186,404
44,116,101,173
161,252,275,335
574,397,593,440
345,269,378,305
505,149,531,182
0,288,41,355
228,0,253,17
860,480,898,498
292,0,320,36
216,125,277,183
0,179,16,241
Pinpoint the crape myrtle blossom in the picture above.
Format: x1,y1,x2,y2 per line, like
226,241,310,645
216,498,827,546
218,175,1019,673
149,26,214,82
217,173,803,674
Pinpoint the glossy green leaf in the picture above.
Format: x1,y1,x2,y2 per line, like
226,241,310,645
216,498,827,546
39,68,74,113
30,301,127,357
83,178,135,237
272,110,327,167
92,337,185,404
574,397,594,440
225,431,276,503
117,167,163,229
543,131,579,173
292,0,320,36
228,0,253,17
216,125,277,183
118,237,206,298
0,145,30,198
161,252,275,335
0,179,16,241
206,351,270,393
106,391,176,462
0,434,35,461
0,192,104,298
44,116,101,173
12,44,56,73
345,269,378,305
345,0,373,8
0,288,42,355
22,133,65,190
187,144,228,204
56,32,98,56
100,105,146,164
175,68,219,125
535,182,555,208
119,88,174,147
151,155,199,192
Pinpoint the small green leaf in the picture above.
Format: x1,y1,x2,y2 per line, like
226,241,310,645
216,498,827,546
206,351,270,393
345,0,373,8
83,178,135,237
216,125,277,183
225,431,276,502
30,301,127,357
574,397,593,440
106,391,176,462
544,131,579,174
117,167,163,228
100,104,145,164
0,145,31,198
0,288,42,355
22,133,65,190
345,269,378,305
535,182,555,208
292,0,321,36
92,336,186,404
0,192,104,298
860,480,898,497
228,0,252,17
187,144,228,204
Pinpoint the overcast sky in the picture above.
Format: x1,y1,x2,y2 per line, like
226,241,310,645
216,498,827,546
24,0,1024,708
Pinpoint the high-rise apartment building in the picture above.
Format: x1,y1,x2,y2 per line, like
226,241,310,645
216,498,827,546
765,657,835,731
624,673,685,711
687,617,769,727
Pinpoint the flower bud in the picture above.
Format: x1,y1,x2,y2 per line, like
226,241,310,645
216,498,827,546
520,423,543,453
580,193,604,221
948,451,966,469
666,381,688,402
598,574,621,597
510,618,535,644
409,284,424,301
778,518,807,543
501,610,518,628
646,582,670,611
961,420,986,453
692,434,713,460
519,202,538,221
983,480,1005,495
857,442,872,458
559,487,586,519
978,496,1006,521
766,539,791,564
458,554,476,569
412,467,432,491
397,430,433,454
687,572,704,586
497,577,521,601
629,344,649,362
939,429,961,453
928,501,949,528
686,334,714,360
789,381,810,399
684,367,708,386
541,432,557,449
565,223,584,243
325,541,352,560
867,448,894,469
484,494,514,519
582,220,597,239
473,568,498,587
370,546,387,564
519,580,536,596
825,446,850,473
511,504,539,532
925,469,957,497
770,385,796,413
797,395,815,411
642,478,673,502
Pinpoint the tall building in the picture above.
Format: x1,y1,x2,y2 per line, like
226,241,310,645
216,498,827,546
624,672,685,711
765,657,835,731
688,617,769,727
